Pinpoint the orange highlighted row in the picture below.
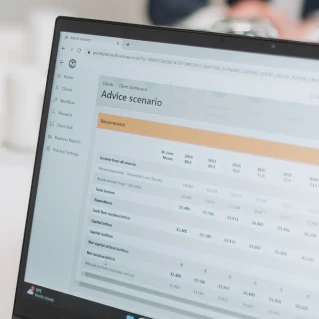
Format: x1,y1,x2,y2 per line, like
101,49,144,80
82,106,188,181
97,113,319,166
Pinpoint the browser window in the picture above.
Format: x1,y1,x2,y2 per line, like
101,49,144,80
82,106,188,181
24,31,319,319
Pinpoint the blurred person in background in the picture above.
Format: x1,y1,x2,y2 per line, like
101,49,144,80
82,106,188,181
149,0,319,41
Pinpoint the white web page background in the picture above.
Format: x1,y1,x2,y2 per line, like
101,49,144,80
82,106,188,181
24,31,319,319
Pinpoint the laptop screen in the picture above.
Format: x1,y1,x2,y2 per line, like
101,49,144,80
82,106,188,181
23,30,319,319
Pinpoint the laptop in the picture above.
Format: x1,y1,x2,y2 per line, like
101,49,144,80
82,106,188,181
12,16,319,319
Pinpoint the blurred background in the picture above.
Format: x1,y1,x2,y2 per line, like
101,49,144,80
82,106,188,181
2,0,319,317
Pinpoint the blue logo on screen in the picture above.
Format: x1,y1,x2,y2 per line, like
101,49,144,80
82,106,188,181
126,316,134,319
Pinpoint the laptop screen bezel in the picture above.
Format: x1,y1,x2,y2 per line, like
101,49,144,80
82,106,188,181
12,16,319,319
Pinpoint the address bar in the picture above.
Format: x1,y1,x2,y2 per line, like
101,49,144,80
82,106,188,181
90,48,269,77
88,47,319,85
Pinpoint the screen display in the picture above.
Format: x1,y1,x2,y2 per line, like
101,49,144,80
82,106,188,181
24,31,319,319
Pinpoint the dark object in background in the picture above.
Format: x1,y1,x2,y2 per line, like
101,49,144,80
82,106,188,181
148,0,319,26
148,0,209,25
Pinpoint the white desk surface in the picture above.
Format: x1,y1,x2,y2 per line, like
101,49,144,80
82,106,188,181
0,147,34,319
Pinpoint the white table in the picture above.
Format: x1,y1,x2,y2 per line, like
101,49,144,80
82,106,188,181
0,147,34,319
